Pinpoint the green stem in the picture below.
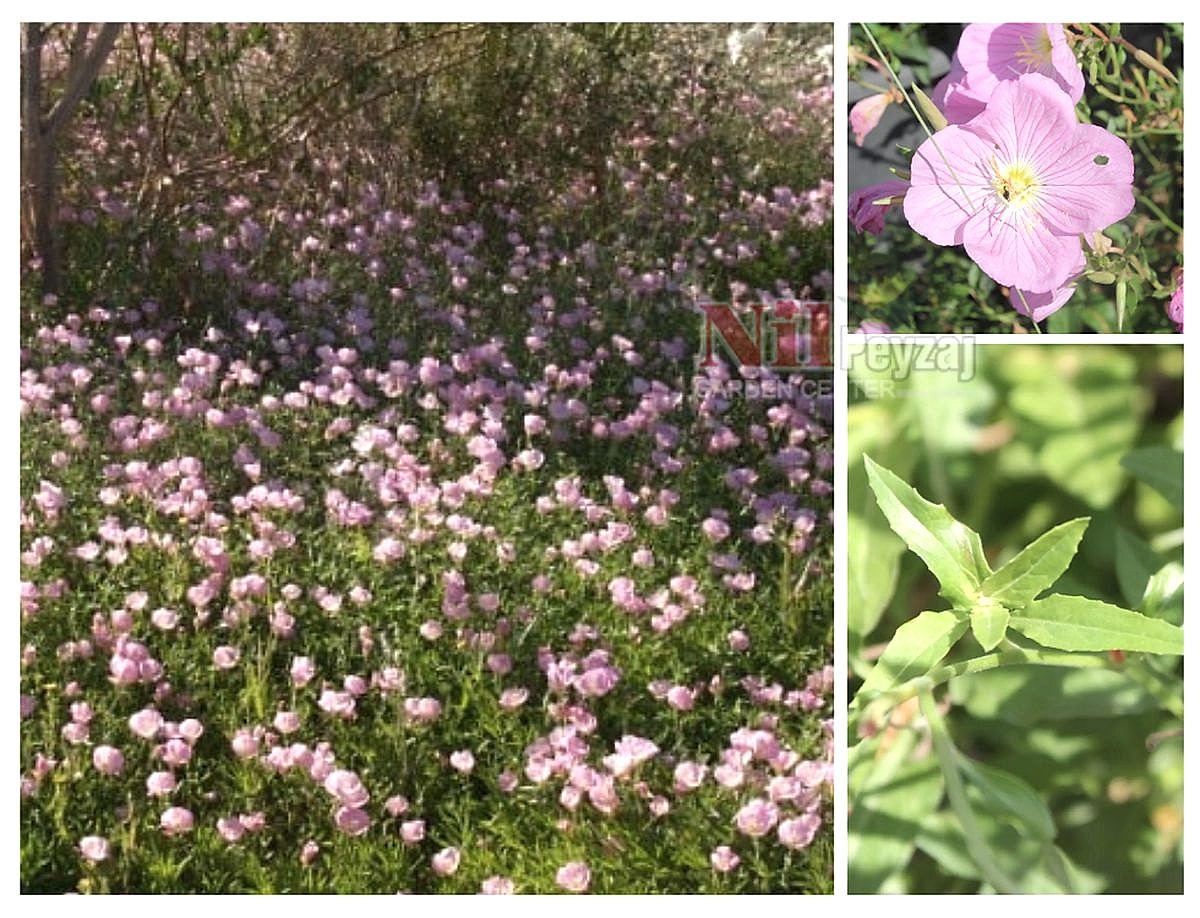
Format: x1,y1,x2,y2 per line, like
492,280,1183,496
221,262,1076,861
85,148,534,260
851,648,1112,736
1135,191,1184,236
919,690,1021,894
859,24,977,213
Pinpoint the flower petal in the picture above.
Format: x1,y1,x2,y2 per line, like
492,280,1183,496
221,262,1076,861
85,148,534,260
961,205,1082,291
956,23,1084,103
904,127,996,245
1009,249,1087,321
1034,123,1136,234
968,73,1078,170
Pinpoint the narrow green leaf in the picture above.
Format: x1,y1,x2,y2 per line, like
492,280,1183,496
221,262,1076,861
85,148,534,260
959,758,1055,842
856,610,969,700
863,455,985,606
1010,594,1183,654
1121,447,1183,510
848,512,904,643
980,518,1089,608
1115,527,1162,609
970,603,1010,652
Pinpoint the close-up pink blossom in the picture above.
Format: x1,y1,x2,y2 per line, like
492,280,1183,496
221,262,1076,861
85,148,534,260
905,74,1134,294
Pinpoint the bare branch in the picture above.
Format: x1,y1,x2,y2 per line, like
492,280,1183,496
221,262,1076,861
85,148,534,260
43,21,122,139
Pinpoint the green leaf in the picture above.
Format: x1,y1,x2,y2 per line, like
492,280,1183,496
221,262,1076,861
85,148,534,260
1010,595,1183,654
980,518,1088,608
1121,447,1183,510
1142,562,1184,619
949,665,1158,725
848,738,944,893
856,609,970,700
1114,527,1163,608
863,455,987,606
917,815,1103,894
848,511,904,644
1040,419,1138,509
959,757,1055,841
970,603,1009,652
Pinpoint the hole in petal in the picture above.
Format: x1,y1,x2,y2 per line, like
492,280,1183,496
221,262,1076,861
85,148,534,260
1094,154,1110,166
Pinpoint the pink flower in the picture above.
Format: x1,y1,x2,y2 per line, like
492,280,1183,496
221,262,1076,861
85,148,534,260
146,770,177,797
849,179,908,235
481,875,515,894
905,74,1134,294
92,745,125,776
556,861,591,893
849,92,892,146
499,688,528,710
727,629,751,652
160,806,194,836
945,23,1085,124
300,840,320,865
334,806,371,836
159,738,192,767
673,761,708,794
273,710,301,734
217,816,246,843
1168,269,1184,331
384,794,409,817
290,656,316,686
666,685,696,711
400,819,426,845
212,645,240,670
497,770,519,793
324,769,370,808
178,718,204,743
231,728,259,758
128,707,164,740
431,847,461,876
318,688,357,719
778,813,822,850
710,845,740,873
449,750,475,774
855,319,893,334
79,835,111,864
573,664,619,698
734,798,780,838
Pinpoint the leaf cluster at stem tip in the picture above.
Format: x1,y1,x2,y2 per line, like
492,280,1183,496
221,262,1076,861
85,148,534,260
855,456,1183,710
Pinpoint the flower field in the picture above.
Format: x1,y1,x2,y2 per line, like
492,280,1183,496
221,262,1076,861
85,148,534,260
19,24,834,894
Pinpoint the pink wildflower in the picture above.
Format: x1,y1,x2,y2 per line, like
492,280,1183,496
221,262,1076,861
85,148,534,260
556,861,591,893
905,74,1134,295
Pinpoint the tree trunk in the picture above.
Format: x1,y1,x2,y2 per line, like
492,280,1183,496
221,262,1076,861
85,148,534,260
20,22,122,295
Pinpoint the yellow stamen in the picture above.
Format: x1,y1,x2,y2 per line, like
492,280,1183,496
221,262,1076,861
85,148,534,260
991,160,1041,210
1014,28,1055,70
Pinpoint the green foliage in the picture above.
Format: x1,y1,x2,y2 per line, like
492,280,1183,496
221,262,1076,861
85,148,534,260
849,344,1183,893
